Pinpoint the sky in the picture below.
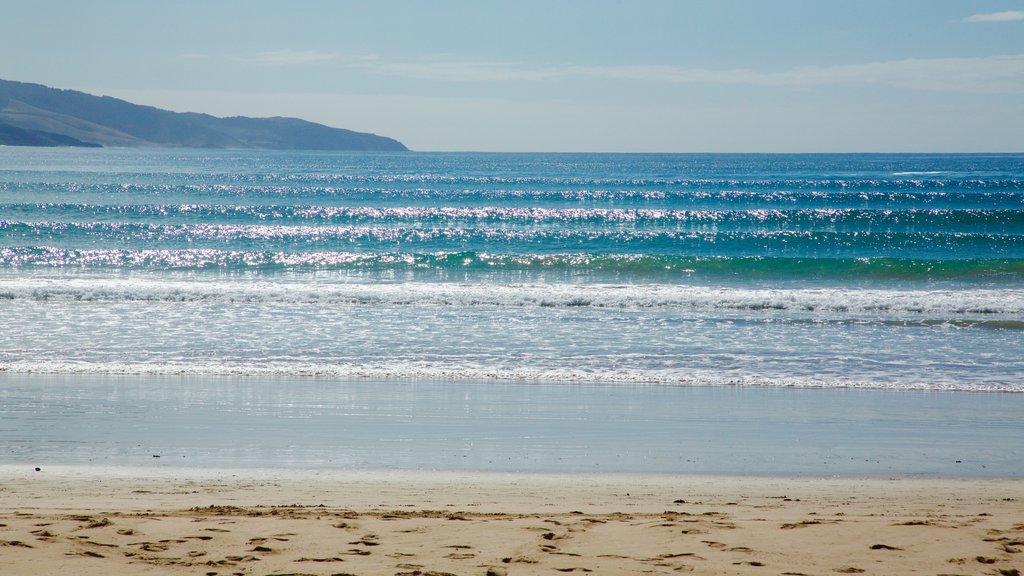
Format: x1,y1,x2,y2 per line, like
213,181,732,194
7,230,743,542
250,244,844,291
3,0,1024,152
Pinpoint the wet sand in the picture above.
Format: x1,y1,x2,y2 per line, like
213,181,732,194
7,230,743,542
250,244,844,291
1,466,1022,575
4,375,1023,476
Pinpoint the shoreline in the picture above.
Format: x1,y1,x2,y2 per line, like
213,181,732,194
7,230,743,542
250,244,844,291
5,370,1024,394
4,375,1023,477
6,463,1024,484
3,375,1022,477
2,466,1022,575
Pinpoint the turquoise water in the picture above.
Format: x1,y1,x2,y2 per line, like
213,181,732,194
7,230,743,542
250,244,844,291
1,148,1023,390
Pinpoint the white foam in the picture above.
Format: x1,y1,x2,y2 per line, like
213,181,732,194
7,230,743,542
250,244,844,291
1,275,1022,319
2,359,1019,392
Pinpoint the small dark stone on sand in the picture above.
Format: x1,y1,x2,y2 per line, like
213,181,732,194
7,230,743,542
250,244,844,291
34,467,40,472
153,455,161,458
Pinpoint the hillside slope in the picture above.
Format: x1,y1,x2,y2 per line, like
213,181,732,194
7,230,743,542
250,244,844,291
0,79,407,151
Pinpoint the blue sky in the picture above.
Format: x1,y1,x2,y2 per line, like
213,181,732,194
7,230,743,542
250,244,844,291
3,0,1023,151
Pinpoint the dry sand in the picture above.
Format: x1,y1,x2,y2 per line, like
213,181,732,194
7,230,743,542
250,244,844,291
1,466,1021,575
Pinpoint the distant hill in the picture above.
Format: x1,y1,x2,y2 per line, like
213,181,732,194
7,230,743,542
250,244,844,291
0,120,102,147
0,79,407,151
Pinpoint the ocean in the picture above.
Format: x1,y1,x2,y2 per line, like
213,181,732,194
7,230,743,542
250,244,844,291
1,148,1022,475
2,148,1022,390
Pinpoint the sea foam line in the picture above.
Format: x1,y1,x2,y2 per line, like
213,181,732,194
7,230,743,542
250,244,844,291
1,360,1019,392
2,276,1023,318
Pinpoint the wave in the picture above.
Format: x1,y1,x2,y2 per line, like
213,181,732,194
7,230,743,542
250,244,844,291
0,359,1018,392
169,173,1024,191
2,248,1023,282
5,204,1024,233
5,181,1024,209
3,224,1022,263
7,220,1023,240
2,275,1022,320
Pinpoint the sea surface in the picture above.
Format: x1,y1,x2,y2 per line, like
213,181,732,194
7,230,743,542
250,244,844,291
1,148,1022,391
1,148,1023,476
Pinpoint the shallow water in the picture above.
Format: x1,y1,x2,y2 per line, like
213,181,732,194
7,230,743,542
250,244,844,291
1,374,1020,477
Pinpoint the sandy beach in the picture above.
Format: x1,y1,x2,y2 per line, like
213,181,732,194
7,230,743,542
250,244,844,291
1,466,1021,576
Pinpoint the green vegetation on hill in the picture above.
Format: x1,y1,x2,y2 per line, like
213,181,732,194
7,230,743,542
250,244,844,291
0,79,407,151
0,121,101,147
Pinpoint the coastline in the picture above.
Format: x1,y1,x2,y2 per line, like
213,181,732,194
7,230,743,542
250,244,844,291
2,466,1022,575
2,149,1023,574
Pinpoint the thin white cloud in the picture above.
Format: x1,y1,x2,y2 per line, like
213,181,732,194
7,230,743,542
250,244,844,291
219,51,1024,93
232,50,341,66
174,52,210,61
575,56,1024,93
350,54,1024,94
964,10,1024,22
359,56,558,82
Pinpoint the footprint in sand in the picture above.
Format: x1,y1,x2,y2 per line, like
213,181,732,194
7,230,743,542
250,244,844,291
30,529,57,542
387,552,418,558
780,520,824,529
502,555,539,564
295,555,346,562
66,517,111,530
68,550,105,558
82,539,119,548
